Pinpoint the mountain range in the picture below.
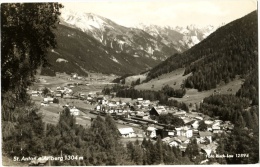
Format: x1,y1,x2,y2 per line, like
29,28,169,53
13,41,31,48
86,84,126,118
144,10,257,91
41,10,217,76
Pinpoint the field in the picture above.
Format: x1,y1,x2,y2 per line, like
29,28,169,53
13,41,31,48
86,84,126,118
168,78,243,109
135,68,191,91
32,73,144,132
125,73,147,85
31,72,117,91
135,68,244,110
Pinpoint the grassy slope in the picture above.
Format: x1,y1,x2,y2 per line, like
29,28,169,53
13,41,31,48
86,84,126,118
135,68,243,110
135,68,191,91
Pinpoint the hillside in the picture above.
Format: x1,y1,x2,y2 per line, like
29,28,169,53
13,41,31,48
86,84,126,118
60,11,179,62
144,10,258,91
41,24,160,76
41,10,217,77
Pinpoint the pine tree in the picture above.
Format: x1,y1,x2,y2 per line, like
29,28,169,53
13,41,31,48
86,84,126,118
243,111,254,129
236,112,246,128
185,138,199,162
198,120,207,131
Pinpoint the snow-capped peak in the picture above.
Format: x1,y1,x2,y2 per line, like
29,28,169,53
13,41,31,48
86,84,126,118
60,9,110,32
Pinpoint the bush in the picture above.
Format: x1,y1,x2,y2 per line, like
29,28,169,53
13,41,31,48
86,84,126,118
53,98,59,104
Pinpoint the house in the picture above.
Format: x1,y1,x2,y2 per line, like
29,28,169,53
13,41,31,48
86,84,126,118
199,131,212,143
191,120,200,129
41,101,49,106
162,137,172,144
64,87,73,94
64,94,72,99
168,131,175,137
169,140,180,147
96,105,102,111
71,73,78,79
118,128,136,138
195,116,203,121
149,106,167,116
31,91,40,96
175,126,193,138
55,93,62,98
182,117,194,124
193,130,200,138
97,95,105,102
199,142,218,157
43,97,54,103
179,143,188,152
142,100,151,108
70,107,80,116
146,126,157,138
137,98,143,102
205,120,214,125
212,123,222,133
173,110,187,116
174,136,190,144
213,129,223,134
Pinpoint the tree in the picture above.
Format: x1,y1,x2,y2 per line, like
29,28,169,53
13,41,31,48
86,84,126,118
185,138,199,163
158,113,184,127
236,112,246,128
243,111,254,129
135,78,141,85
121,78,125,85
216,134,227,164
2,3,63,98
53,98,59,104
198,120,207,131
42,87,50,97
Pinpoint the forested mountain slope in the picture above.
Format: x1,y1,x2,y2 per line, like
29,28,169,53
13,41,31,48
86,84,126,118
41,24,159,76
145,11,258,91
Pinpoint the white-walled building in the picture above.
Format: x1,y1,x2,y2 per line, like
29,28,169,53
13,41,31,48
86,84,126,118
146,126,157,138
175,126,193,138
70,107,80,116
118,128,136,138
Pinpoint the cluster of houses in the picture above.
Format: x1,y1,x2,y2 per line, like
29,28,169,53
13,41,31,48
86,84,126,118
30,79,234,159
96,96,235,158
117,117,233,157
95,96,156,115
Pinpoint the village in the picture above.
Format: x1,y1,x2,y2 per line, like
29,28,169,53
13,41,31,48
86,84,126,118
29,72,235,163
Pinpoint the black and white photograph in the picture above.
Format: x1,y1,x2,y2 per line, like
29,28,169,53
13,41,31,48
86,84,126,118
1,0,259,166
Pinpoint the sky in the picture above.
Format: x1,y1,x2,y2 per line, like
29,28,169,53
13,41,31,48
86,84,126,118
61,0,257,28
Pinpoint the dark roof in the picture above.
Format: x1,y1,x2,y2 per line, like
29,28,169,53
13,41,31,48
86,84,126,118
199,131,212,137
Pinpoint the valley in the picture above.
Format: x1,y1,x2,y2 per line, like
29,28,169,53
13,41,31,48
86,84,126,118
41,11,217,77
2,2,258,166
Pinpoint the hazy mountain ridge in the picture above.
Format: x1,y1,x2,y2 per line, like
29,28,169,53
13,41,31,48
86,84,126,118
137,24,218,52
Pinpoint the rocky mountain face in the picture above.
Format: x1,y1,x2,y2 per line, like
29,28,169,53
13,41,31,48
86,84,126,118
137,24,217,52
42,10,217,76
60,10,179,62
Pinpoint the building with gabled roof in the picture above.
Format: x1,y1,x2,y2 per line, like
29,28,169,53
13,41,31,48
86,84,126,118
118,128,136,138
149,106,167,116
70,107,80,116
199,131,212,143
